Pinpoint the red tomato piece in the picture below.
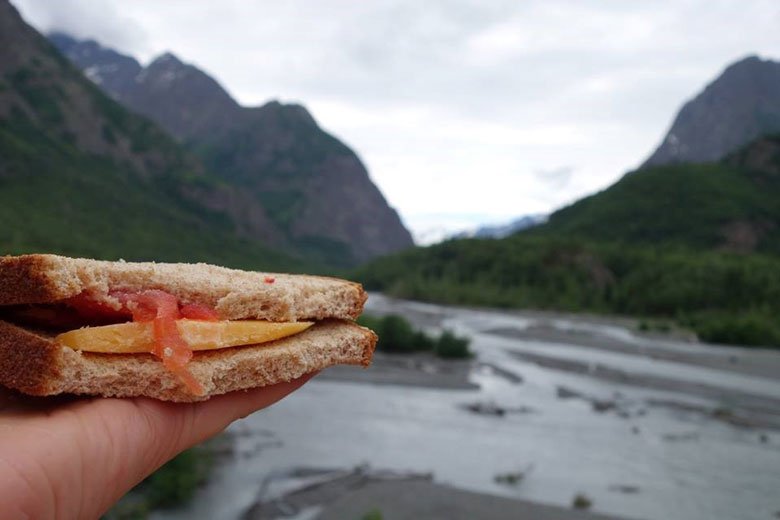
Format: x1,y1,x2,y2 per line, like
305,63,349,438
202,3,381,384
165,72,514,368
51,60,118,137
65,292,132,323
119,290,204,395
117,290,178,324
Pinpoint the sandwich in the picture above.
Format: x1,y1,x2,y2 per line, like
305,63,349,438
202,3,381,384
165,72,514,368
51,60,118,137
0,254,377,402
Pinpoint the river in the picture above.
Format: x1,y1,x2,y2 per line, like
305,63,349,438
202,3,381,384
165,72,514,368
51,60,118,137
153,294,780,520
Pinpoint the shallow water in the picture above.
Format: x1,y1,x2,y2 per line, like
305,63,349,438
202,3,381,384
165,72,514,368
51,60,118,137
154,296,780,520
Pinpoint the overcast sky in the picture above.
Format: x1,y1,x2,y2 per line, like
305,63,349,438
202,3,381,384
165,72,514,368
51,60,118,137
12,0,780,242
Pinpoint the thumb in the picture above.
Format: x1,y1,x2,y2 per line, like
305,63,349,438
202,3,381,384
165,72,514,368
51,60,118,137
0,374,314,520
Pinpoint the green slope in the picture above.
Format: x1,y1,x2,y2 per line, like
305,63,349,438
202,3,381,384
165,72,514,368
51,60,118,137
537,135,780,253
0,1,305,272
0,149,288,270
0,111,301,270
356,235,780,347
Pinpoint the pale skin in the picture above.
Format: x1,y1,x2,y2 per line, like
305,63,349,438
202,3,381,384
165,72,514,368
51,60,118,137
0,373,315,520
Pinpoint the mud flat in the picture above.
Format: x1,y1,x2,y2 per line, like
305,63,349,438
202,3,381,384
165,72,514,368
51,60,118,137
318,352,478,390
243,466,625,520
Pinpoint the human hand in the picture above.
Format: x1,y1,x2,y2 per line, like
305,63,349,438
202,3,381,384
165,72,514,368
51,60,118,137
0,373,315,520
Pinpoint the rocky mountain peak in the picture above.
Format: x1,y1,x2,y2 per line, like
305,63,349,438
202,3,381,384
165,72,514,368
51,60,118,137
138,52,186,83
642,55,780,167
47,31,141,98
125,52,241,141
137,52,191,90
260,100,318,127
150,51,183,67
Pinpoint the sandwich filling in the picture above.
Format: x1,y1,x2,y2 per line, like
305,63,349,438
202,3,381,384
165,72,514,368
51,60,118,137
12,289,312,395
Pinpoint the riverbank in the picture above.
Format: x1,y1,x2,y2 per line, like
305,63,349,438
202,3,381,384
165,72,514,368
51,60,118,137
486,319,780,381
318,480,622,520
367,292,780,382
330,295,780,432
319,352,480,389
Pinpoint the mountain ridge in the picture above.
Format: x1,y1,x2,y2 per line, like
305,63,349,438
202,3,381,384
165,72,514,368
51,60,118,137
50,32,414,265
0,0,303,270
643,55,780,167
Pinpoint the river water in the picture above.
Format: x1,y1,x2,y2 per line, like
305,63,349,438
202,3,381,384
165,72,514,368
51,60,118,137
154,295,780,520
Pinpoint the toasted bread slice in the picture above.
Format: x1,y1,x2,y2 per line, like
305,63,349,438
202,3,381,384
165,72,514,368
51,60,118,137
0,254,376,401
0,254,366,321
0,319,376,402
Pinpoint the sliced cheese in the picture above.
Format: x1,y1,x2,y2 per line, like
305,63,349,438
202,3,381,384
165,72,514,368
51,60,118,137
56,320,314,354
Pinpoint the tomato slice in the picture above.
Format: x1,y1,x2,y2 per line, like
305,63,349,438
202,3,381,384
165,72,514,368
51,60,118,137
117,290,204,396
65,292,132,323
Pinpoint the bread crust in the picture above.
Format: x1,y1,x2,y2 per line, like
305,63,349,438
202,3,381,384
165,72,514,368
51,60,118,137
0,255,76,305
0,319,377,402
0,321,61,394
0,254,367,321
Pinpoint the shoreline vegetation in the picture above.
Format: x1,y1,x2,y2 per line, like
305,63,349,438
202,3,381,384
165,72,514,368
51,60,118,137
354,236,780,350
104,441,218,520
357,313,473,359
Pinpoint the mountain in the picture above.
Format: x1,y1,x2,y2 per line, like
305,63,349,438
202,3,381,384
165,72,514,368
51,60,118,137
0,0,300,269
472,214,547,239
353,51,780,347
48,31,142,100
446,214,547,241
538,135,780,253
50,33,414,265
643,56,780,167
354,134,780,347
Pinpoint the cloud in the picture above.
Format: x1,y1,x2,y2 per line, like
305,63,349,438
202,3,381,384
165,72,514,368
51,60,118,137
13,0,150,56
10,0,780,240
534,166,574,190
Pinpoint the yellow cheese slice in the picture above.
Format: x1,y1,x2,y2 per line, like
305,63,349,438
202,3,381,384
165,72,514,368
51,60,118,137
56,320,313,353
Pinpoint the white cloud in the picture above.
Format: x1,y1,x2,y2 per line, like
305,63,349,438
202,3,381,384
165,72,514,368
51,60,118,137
13,0,149,56
11,0,780,241
534,166,574,190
